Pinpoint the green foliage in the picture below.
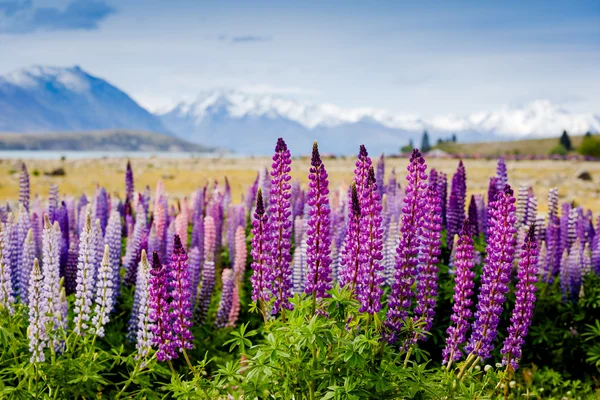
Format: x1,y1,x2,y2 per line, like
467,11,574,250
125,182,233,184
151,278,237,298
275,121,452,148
577,134,600,157
549,144,568,155
560,130,573,151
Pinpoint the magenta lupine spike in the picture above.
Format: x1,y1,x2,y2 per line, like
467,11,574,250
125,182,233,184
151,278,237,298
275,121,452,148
304,142,333,301
250,189,272,303
501,225,539,370
125,160,135,204
169,235,194,352
42,216,62,331
74,213,96,335
92,245,113,337
0,222,15,313
496,157,508,190
19,229,35,304
548,188,559,221
195,216,216,323
188,246,201,311
20,163,30,213
175,213,188,250
135,251,154,359
414,185,442,340
356,166,385,314
385,149,428,342
376,153,386,199
267,138,294,315
468,195,479,236
149,252,176,361
28,258,48,362
104,208,122,304
593,217,600,275
465,185,517,361
442,221,476,365
447,160,467,242
354,145,373,200
124,203,147,285
96,188,109,236
215,269,235,328
339,183,362,290
227,226,247,327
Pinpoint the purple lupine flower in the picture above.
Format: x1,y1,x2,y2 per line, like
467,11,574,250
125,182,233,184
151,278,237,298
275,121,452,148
65,197,76,235
267,138,294,315
384,220,399,286
442,221,476,365
19,229,35,304
474,194,486,238
548,188,559,221
292,218,306,294
250,190,272,303
15,205,32,296
31,212,41,258
165,220,175,263
196,216,216,323
496,157,508,190
486,177,499,238
208,190,224,253
149,252,176,361
135,250,154,359
92,245,113,337
47,184,58,223
543,217,561,283
28,258,48,362
125,160,135,204
42,216,62,332
593,217,600,275
465,185,517,361
376,153,386,199
104,208,122,305
567,240,583,299
188,246,201,311
191,187,205,258
95,188,109,236
468,195,479,236
447,160,467,242
215,269,235,328
56,202,69,277
559,249,570,300
92,219,104,281
501,225,539,370
516,185,529,228
414,185,442,340
169,235,194,352
64,244,78,295
385,149,428,342
19,163,30,213
304,142,333,301
356,167,385,314
227,227,247,326
437,172,448,230
124,203,147,285
0,222,15,313
524,192,537,229
339,183,362,290
74,212,96,335
560,203,572,255
354,145,373,200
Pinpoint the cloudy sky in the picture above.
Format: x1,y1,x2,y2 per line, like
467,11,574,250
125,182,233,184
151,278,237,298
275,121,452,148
0,0,598,116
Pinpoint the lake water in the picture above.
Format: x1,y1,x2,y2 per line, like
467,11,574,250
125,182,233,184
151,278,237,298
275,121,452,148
0,151,242,160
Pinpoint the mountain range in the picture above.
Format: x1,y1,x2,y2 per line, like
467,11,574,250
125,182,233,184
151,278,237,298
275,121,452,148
1,65,599,154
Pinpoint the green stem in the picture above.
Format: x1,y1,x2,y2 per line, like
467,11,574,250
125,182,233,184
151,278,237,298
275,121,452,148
114,363,139,400
403,347,413,368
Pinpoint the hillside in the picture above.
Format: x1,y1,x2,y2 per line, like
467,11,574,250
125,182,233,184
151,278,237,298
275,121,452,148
0,130,215,152
436,135,588,157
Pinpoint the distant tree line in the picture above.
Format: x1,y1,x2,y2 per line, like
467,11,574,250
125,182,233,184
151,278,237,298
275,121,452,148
551,130,600,157
400,131,457,153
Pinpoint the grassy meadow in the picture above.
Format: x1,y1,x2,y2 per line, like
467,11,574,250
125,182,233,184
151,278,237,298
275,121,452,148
1,155,599,212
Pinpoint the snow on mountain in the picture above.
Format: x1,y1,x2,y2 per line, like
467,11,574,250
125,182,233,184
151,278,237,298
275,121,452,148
0,65,168,134
159,89,600,154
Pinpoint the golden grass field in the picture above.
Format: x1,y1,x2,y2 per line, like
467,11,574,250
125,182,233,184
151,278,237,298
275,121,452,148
1,155,599,213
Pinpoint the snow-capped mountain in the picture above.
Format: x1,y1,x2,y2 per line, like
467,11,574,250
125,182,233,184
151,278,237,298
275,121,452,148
0,66,168,134
159,89,600,154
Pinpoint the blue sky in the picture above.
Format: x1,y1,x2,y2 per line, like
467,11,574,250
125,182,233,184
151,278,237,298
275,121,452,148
0,0,598,116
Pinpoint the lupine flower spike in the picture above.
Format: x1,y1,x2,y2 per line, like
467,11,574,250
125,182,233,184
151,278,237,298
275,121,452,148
135,250,154,359
92,245,113,337
74,212,96,335
149,252,176,362
250,189,272,318
169,235,194,354
28,258,48,363
0,222,14,314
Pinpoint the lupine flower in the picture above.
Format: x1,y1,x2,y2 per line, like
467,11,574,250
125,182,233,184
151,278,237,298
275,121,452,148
96,188,109,235
356,167,385,314
474,194,486,238
496,158,508,190
548,188,559,221
543,217,561,283
135,250,154,359
42,216,62,332
376,153,386,199
149,252,176,361
153,184,167,260
468,195,479,236
92,219,103,281
92,245,113,337
443,221,476,365
165,220,175,263
447,160,467,241
28,258,48,363
15,205,32,291
339,183,362,290
486,177,499,239
215,269,235,328
354,145,373,199
304,142,333,301
65,244,78,295
169,235,194,352
437,172,448,230
74,212,97,335
124,203,147,285
48,184,59,222
267,138,294,314
466,185,517,360
125,160,135,204
208,190,224,253
250,189,272,303
385,149,428,342
31,212,41,257
188,246,201,311
227,226,247,327
19,163,30,212
292,225,306,294
104,208,122,304
175,213,188,250
501,225,539,370
56,202,69,276
0,222,14,314
19,229,35,304
559,249,571,300
524,192,537,228
414,185,442,340
384,220,399,285
196,216,216,323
